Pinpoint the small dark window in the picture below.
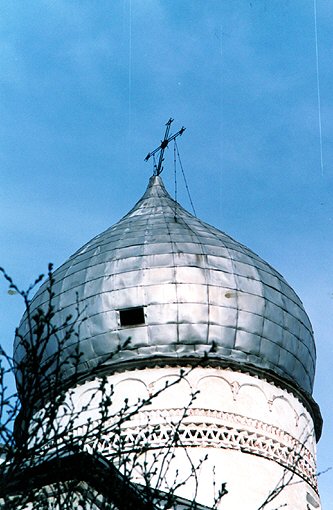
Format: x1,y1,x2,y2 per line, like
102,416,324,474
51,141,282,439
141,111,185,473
119,307,145,327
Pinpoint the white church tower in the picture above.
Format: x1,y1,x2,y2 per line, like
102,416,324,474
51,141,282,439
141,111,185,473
15,146,322,508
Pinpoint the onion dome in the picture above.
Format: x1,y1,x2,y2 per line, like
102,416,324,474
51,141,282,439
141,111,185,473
15,176,317,404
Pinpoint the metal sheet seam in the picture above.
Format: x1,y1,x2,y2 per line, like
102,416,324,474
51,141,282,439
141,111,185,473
174,212,210,346
155,177,180,348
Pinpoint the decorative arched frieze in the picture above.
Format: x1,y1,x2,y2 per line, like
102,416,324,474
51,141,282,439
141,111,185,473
95,407,318,491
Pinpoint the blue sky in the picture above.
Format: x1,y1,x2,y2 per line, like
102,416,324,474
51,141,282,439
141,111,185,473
0,0,332,505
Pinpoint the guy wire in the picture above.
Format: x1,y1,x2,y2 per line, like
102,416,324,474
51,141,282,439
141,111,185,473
313,0,324,175
175,140,197,217
174,140,178,220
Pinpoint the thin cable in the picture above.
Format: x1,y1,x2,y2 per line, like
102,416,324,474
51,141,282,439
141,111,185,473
173,140,178,220
174,140,197,217
128,0,132,163
313,0,324,175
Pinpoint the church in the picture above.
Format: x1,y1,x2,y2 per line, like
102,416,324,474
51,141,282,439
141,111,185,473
8,125,322,509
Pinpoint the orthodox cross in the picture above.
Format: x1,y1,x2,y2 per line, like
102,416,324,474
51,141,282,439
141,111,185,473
145,118,186,175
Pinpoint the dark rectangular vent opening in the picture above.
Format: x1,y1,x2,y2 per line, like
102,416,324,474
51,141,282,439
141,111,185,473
119,307,145,327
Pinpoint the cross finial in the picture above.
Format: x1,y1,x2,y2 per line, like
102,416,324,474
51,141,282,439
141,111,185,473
145,118,186,175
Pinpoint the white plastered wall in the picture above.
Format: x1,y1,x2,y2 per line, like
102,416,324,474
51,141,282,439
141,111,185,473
67,366,321,510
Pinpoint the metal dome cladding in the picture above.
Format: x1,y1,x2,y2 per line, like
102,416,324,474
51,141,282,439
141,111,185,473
14,175,316,399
